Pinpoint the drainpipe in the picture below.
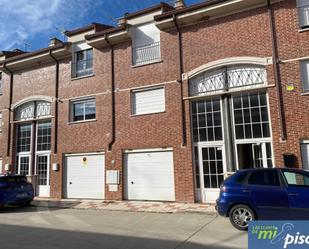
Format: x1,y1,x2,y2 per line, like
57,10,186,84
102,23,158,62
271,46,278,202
3,63,13,157
173,14,187,147
49,50,60,154
267,0,286,141
105,35,116,151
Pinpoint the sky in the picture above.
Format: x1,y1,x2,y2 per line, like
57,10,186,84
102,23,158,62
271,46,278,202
0,0,205,52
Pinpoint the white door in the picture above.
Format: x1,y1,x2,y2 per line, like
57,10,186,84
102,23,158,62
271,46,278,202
124,150,175,201
36,154,50,197
65,154,105,199
198,145,226,203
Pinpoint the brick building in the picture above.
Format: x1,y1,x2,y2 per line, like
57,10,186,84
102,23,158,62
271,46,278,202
0,0,308,203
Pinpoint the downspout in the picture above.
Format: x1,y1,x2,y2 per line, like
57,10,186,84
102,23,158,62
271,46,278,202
105,35,116,151
3,63,13,157
173,14,187,147
267,0,286,141
49,50,60,154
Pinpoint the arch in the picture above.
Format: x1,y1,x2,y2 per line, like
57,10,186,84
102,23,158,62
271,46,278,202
187,56,272,79
12,95,53,109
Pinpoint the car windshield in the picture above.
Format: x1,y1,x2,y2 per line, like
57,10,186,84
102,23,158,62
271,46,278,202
0,176,27,183
283,171,309,186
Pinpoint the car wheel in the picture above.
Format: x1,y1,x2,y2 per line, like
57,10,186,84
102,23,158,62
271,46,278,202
229,204,255,231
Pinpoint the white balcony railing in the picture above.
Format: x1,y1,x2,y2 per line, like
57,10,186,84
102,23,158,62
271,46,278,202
132,42,161,66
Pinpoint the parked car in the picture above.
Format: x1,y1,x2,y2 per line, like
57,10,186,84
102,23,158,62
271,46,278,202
216,168,309,230
0,174,34,208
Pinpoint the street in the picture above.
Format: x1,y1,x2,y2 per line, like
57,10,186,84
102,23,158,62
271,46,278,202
0,206,247,249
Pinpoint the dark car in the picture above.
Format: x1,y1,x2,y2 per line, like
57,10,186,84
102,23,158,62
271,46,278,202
216,168,309,230
0,174,34,207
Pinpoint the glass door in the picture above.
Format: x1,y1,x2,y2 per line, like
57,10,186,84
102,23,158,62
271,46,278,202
198,145,225,203
17,155,31,176
36,154,50,197
236,142,272,169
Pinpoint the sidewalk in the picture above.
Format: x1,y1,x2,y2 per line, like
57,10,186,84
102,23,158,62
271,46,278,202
32,198,216,214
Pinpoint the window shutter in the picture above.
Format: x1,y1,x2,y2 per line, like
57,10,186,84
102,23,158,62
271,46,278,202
301,143,309,170
301,60,309,91
297,0,309,28
132,88,165,115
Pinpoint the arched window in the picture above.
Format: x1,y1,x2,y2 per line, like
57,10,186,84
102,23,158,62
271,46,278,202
190,65,267,96
15,101,51,121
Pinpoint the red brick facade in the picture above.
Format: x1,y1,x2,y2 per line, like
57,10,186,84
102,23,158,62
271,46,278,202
0,0,308,202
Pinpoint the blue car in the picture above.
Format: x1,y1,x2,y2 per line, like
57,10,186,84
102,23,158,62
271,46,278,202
216,168,309,230
0,174,34,208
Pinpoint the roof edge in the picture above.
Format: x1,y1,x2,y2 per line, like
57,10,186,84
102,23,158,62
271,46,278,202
65,23,114,37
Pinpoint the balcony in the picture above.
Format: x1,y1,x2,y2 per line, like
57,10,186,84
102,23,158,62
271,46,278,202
132,42,161,66
71,59,93,78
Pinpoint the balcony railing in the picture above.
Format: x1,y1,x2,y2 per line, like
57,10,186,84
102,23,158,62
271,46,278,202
132,42,161,66
71,59,93,78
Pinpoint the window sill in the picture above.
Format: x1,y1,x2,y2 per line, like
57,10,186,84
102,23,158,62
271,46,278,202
131,111,166,117
71,73,95,81
68,119,97,125
301,91,309,96
298,27,309,33
132,59,163,68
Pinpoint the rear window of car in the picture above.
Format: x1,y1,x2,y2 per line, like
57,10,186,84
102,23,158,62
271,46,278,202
248,170,280,186
0,176,27,183
234,172,249,184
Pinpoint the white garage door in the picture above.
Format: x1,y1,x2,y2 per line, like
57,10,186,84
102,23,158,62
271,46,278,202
65,154,105,199
125,150,175,201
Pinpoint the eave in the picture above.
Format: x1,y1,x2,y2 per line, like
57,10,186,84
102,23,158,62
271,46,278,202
155,0,284,30
0,43,72,72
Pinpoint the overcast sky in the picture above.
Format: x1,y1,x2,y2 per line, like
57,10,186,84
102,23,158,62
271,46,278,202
0,0,204,51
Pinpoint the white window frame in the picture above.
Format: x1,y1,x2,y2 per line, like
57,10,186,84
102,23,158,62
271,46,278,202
231,91,274,170
70,98,96,123
301,60,309,92
72,42,93,78
131,86,166,116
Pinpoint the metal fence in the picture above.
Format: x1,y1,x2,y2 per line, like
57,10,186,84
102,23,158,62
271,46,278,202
132,42,161,65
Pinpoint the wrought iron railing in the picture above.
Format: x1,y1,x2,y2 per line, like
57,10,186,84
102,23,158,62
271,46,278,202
132,42,161,65
71,59,93,78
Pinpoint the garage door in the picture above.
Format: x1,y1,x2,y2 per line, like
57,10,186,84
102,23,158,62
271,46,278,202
124,150,175,201
65,154,105,199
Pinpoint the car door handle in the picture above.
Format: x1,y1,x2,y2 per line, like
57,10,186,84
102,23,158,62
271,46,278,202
131,181,134,184
288,193,298,197
69,182,73,185
242,189,251,193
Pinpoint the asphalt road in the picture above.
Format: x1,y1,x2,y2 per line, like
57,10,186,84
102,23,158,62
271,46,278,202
0,206,247,249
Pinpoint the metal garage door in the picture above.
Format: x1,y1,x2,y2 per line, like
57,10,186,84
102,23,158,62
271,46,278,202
65,154,105,199
124,150,175,201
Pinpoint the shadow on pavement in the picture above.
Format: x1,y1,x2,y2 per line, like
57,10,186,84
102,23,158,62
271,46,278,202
0,223,242,249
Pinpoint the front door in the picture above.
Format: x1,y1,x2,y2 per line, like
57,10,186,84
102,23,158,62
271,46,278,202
36,154,50,197
236,142,273,169
198,145,225,202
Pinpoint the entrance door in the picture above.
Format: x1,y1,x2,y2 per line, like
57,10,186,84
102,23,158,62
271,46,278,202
17,155,31,176
36,154,50,197
198,145,225,203
237,142,272,169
